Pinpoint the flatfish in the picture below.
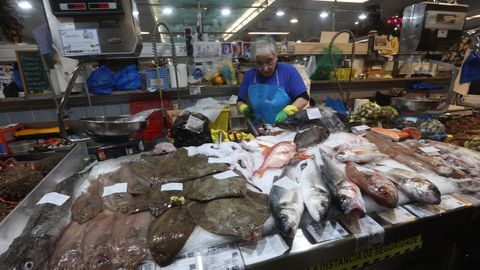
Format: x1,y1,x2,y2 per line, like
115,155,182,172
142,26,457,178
48,221,87,270
71,181,103,224
149,186,185,218
0,174,77,270
82,211,115,270
185,173,247,201
188,191,270,241
147,206,195,267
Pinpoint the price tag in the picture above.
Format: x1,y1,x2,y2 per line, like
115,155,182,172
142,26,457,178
198,243,245,270
208,157,232,164
137,261,156,270
419,146,439,155
342,215,385,251
439,195,466,211
377,207,417,224
185,115,205,133
36,192,70,206
437,29,448,38
452,193,480,207
306,220,349,244
404,117,418,123
239,234,289,265
403,203,444,218
306,108,322,120
161,183,183,191
351,125,371,135
102,183,128,197
159,252,197,270
273,176,299,190
189,86,202,95
228,95,238,105
213,170,239,180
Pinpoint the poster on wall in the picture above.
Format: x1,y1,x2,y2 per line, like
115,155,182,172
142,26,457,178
221,42,233,58
242,42,251,59
193,42,222,62
232,42,243,58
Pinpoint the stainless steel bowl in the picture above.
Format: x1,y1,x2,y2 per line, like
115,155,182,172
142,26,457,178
80,116,147,137
391,97,447,112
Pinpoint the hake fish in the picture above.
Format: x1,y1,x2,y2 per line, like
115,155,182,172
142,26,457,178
345,162,399,208
319,150,366,218
335,149,387,164
292,159,331,223
381,168,441,205
269,174,304,238
0,174,78,270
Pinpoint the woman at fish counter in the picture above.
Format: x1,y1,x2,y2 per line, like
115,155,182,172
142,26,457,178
236,36,309,125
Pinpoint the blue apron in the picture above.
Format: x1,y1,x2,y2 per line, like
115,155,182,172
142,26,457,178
247,70,291,124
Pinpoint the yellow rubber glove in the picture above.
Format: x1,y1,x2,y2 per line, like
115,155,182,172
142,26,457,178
275,105,299,125
238,103,253,118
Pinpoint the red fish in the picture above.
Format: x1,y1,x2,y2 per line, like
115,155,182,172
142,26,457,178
254,141,297,177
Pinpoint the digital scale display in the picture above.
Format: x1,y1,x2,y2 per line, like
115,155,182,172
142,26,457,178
49,0,123,16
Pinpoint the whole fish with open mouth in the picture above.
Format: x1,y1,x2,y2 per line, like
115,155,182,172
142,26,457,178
294,123,330,148
345,162,398,208
254,141,298,177
0,174,78,270
379,168,441,205
319,150,366,218
269,174,304,238
291,159,331,223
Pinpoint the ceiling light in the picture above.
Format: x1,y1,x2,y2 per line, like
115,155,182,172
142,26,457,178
18,1,32,9
355,21,359,25
290,18,299,23
248,32,290,35
221,8,231,16
222,0,277,41
310,0,368,3
296,40,302,43
358,13,367,20
177,35,181,38
276,10,285,17
320,11,328,18
467,14,480,20
162,7,173,15
141,31,150,35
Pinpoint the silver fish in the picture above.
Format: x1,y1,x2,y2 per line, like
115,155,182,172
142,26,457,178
335,150,387,164
292,159,331,223
382,168,441,205
269,174,304,238
0,174,77,270
319,150,366,218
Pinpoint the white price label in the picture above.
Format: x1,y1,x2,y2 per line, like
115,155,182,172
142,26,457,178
228,95,239,105
102,183,128,197
137,261,156,270
213,170,239,180
161,183,183,191
342,215,385,251
403,203,444,218
239,234,289,265
36,192,70,206
189,86,202,95
306,108,322,120
438,29,448,38
377,207,417,224
198,243,245,270
185,115,205,133
439,195,465,211
273,176,299,190
419,146,439,155
208,157,232,164
452,193,480,207
306,220,349,243
159,252,197,270
404,117,418,123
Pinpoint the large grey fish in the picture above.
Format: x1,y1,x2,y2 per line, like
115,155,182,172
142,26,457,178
148,206,195,267
188,191,270,241
381,168,441,205
280,109,323,131
269,173,304,238
291,159,331,223
148,187,184,218
0,174,78,270
319,150,366,218
294,123,330,148
185,173,246,201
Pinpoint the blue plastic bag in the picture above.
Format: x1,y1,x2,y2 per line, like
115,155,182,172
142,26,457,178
112,64,141,91
325,97,346,116
87,65,114,95
461,51,480,84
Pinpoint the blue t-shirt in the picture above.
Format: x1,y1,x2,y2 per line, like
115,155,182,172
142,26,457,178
238,63,307,102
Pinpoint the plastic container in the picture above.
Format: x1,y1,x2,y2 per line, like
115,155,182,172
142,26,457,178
8,140,36,154
0,124,24,154
210,108,230,131
335,68,357,80
130,98,173,141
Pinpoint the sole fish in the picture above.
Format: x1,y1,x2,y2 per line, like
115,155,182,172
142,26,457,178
48,221,87,270
71,181,103,224
81,211,115,270
345,162,398,208
148,206,195,267
185,174,247,201
319,150,366,218
292,159,331,223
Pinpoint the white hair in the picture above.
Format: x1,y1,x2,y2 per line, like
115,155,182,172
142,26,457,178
250,36,277,60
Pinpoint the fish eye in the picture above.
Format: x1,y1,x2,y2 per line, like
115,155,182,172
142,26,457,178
23,261,34,270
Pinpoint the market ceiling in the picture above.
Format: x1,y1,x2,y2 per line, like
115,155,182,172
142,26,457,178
5,0,480,44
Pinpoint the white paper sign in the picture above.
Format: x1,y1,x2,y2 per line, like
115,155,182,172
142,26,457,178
438,29,448,38
161,183,183,191
213,170,239,180
273,176,299,190
439,195,466,211
208,157,232,164
102,183,128,197
228,95,238,105
306,108,322,120
36,192,70,206
419,146,439,155
306,220,349,243
342,215,385,251
377,207,417,224
239,234,289,265
403,203,444,218
158,253,197,270
198,243,245,270
189,86,202,95
59,29,101,56
185,115,205,133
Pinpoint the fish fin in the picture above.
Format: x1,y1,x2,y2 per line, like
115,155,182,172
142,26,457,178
352,150,366,154
295,153,312,160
